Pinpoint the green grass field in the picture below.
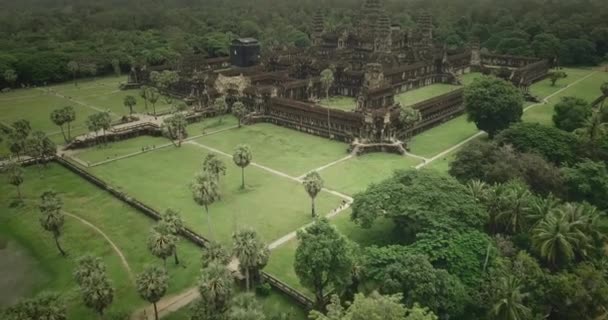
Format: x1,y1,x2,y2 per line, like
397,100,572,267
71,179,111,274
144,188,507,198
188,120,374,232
408,115,478,158
195,123,348,177
0,75,174,157
395,83,461,107
319,96,357,111
320,153,421,196
88,143,344,246
0,164,203,318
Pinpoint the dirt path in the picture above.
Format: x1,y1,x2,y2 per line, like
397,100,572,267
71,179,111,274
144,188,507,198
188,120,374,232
417,70,598,169
63,211,134,283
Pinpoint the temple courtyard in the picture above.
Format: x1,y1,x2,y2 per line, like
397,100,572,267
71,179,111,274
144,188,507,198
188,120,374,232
1,66,608,318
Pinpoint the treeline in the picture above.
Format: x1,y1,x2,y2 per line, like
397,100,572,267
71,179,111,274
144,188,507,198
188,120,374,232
0,0,607,87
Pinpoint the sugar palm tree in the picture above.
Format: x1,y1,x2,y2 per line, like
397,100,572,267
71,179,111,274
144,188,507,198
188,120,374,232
140,85,149,111
232,229,269,291
136,265,168,320
191,171,221,238
202,241,231,268
532,209,587,267
320,69,334,99
147,224,176,267
5,159,24,201
232,101,248,128
203,154,227,182
38,191,66,256
233,145,252,189
123,95,137,115
197,262,234,318
489,276,531,320
302,171,324,218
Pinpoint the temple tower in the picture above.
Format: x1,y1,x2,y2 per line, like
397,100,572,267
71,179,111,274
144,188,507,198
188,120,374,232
312,9,325,46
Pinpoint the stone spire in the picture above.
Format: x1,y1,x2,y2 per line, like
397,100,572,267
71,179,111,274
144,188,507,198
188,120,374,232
312,9,325,46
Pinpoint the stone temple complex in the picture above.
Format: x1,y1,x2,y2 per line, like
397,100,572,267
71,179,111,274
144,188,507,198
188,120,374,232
127,0,549,154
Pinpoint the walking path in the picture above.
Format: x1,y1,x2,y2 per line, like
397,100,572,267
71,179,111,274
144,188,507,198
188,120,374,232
63,211,134,283
185,140,353,201
37,87,114,115
416,70,598,169
297,155,353,179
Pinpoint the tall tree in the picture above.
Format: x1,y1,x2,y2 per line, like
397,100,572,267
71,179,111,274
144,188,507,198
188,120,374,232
4,159,24,201
62,106,76,141
191,170,221,238
496,181,534,234
26,131,56,165
78,262,114,316
136,265,168,320
464,76,523,138
232,229,270,291
123,95,137,115
201,241,231,268
548,71,567,86
232,101,248,128
7,119,31,159
67,61,79,86
552,96,591,132
38,190,66,256
233,144,252,189
3,69,17,87
302,171,324,218
50,108,69,143
74,255,106,286
489,276,531,320
192,262,234,320
148,87,160,116
532,209,586,267
295,218,354,310
320,69,335,99
147,223,177,267
111,58,121,77
214,97,228,124
228,293,266,320
203,153,227,182
140,85,149,111
162,113,188,147
3,293,66,320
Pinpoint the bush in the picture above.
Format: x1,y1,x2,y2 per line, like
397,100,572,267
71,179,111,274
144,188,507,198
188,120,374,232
255,282,271,297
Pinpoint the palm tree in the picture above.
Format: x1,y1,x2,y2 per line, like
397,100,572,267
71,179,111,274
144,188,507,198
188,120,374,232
302,171,324,218
489,276,531,320
320,69,334,99
233,145,253,189
123,95,137,115
532,209,587,267
197,262,234,318
50,108,68,143
214,97,228,124
147,224,177,267
600,81,608,109
191,170,221,238
203,154,227,182
136,265,168,320
232,229,269,291
232,101,248,128
202,241,232,268
38,191,66,256
527,194,560,229
466,179,488,202
148,87,160,116
496,182,533,234
575,109,607,156
140,85,149,111
5,159,24,201
160,211,184,265
228,293,266,320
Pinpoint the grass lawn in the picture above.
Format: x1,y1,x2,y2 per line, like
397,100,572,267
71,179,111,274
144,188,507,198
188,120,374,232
72,117,240,164
395,83,461,107
524,70,608,125
195,123,348,177
320,153,421,196
319,96,357,111
0,163,203,318
88,144,344,246
425,152,456,173
408,115,478,158
73,135,171,164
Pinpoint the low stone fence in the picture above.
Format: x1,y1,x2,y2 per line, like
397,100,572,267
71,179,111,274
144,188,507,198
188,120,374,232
53,156,315,309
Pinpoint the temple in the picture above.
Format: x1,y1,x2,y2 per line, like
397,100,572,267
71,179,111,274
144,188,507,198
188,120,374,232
126,0,549,154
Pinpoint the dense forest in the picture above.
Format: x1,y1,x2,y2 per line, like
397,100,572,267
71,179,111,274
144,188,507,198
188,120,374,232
0,0,607,87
